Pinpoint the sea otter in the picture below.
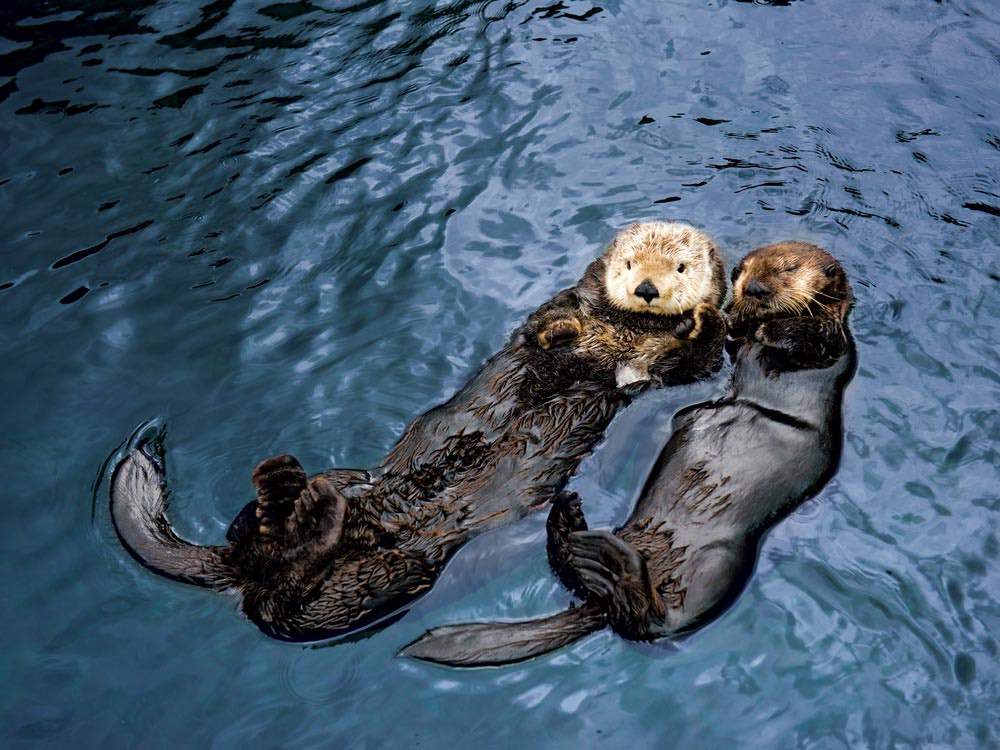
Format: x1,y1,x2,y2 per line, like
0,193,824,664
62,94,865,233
402,241,855,666
110,221,727,642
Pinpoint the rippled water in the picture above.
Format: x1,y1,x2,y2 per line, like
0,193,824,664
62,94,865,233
2,0,998,746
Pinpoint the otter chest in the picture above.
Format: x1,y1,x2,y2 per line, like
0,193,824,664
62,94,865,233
574,318,678,387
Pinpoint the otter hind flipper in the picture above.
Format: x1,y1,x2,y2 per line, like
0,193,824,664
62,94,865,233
567,530,666,639
567,530,646,594
546,492,591,599
250,456,352,553
291,476,349,553
251,454,307,539
400,604,606,668
110,447,230,588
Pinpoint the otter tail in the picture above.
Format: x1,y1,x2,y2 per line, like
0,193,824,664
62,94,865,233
110,445,231,588
400,603,606,667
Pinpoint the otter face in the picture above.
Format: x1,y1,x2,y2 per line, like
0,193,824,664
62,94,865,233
603,221,719,316
730,242,852,321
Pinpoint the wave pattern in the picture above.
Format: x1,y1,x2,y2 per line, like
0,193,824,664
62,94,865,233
0,0,997,747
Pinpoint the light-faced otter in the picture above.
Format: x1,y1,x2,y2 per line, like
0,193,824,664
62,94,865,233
110,221,727,642
402,242,855,666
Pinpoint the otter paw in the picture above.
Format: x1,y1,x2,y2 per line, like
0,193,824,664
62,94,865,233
683,302,715,340
537,317,582,350
547,493,591,599
252,454,307,493
755,321,787,349
673,316,696,339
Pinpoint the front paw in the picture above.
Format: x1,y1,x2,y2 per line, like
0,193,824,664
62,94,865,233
537,317,583,350
675,302,714,340
755,321,786,349
673,316,695,339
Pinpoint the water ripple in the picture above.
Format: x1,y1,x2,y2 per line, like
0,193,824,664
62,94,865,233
1,0,998,747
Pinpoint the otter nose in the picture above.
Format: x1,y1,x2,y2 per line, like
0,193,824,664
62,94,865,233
744,279,772,299
634,279,659,304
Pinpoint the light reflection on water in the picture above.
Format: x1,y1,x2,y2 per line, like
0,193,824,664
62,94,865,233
0,0,997,747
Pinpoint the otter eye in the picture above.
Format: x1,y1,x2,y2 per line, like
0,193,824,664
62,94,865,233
785,264,800,273
677,263,686,274
730,266,741,283
626,260,632,270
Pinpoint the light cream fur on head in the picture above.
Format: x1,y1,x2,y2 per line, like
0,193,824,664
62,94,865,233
603,221,718,316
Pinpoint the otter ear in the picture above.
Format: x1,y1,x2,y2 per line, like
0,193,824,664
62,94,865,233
823,262,840,278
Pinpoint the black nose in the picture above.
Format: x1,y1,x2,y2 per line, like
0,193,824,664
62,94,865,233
744,279,772,299
634,279,659,304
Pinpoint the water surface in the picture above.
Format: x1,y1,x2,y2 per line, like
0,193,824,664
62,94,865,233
1,0,998,747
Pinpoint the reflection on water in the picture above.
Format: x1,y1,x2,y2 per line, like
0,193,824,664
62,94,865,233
1,0,997,747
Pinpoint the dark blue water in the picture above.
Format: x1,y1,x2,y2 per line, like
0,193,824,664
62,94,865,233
2,0,998,746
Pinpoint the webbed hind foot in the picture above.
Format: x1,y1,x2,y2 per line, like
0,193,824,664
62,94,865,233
292,476,349,553
252,454,308,540
546,492,590,599
567,530,665,640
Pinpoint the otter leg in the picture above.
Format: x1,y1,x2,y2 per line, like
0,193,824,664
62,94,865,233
289,476,349,552
251,454,308,540
674,542,747,630
546,492,590,599
246,477,350,588
567,530,666,640
567,531,644,596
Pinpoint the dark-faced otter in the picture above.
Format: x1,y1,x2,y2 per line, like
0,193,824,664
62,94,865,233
110,222,727,642
402,241,855,666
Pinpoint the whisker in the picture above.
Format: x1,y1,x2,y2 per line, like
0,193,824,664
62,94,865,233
809,290,833,299
791,291,815,316
778,294,804,315
784,289,816,316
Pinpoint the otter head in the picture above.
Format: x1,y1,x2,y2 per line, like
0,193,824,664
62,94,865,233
729,242,853,323
603,221,720,316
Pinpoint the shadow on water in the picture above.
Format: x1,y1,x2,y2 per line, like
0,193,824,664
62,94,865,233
0,0,998,747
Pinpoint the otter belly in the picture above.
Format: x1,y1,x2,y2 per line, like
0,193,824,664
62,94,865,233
633,402,830,536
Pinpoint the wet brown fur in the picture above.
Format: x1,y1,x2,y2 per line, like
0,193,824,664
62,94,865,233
110,223,728,642
549,242,855,641
400,243,856,666
728,242,853,367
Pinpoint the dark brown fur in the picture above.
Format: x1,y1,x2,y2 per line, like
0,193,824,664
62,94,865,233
727,241,852,368
110,239,727,642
